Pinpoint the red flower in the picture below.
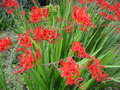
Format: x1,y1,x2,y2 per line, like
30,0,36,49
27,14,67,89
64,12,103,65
18,49,35,73
72,5,93,31
56,17,59,22
87,56,109,82
7,8,14,15
114,3,120,17
97,0,108,9
0,37,12,53
117,28,120,31
26,28,31,33
17,33,32,51
78,0,85,4
71,41,90,58
87,0,93,3
97,0,120,21
60,58,80,78
66,26,72,33
29,6,42,23
100,12,107,17
0,3,3,8
34,26,61,43
116,30,119,34
17,47,42,73
107,14,116,21
66,77,77,85
35,48,42,65
29,6,49,23
60,57,83,86
42,7,49,17
2,0,19,8
81,25,87,32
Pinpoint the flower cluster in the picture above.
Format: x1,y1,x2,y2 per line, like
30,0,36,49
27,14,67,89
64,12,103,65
66,26,72,33
78,0,85,4
7,8,14,15
1,0,19,15
16,32,42,73
60,57,83,88
71,41,90,58
29,6,49,23
72,5,93,31
87,56,109,82
100,12,116,21
34,26,61,43
99,12,107,17
77,0,120,33
0,37,12,53
18,49,35,73
98,0,120,21
15,25,61,73
18,48,42,73
17,33,32,51
59,41,109,85
2,0,19,8
98,1,120,33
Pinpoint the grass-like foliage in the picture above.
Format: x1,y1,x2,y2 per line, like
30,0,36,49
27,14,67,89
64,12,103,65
0,0,120,90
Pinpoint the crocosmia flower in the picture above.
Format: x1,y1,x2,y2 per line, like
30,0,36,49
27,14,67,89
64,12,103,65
72,5,93,31
78,0,85,4
87,56,109,83
87,0,93,3
100,12,107,17
16,47,42,74
0,37,12,53
29,6,42,23
18,49,35,73
34,26,61,43
60,57,83,87
7,8,14,15
107,14,116,21
17,33,32,51
42,7,49,17
18,48,42,73
29,6,49,23
2,0,19,8
71,41,90,58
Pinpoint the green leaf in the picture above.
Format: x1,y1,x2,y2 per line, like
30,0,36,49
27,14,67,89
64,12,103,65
28,69,47,90
110,77,120,83
105,65,120,68
23,73,33,90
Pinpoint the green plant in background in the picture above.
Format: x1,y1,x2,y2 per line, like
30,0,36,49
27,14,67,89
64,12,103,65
0,0,120,90
0,62,7,90
0,8,14,31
